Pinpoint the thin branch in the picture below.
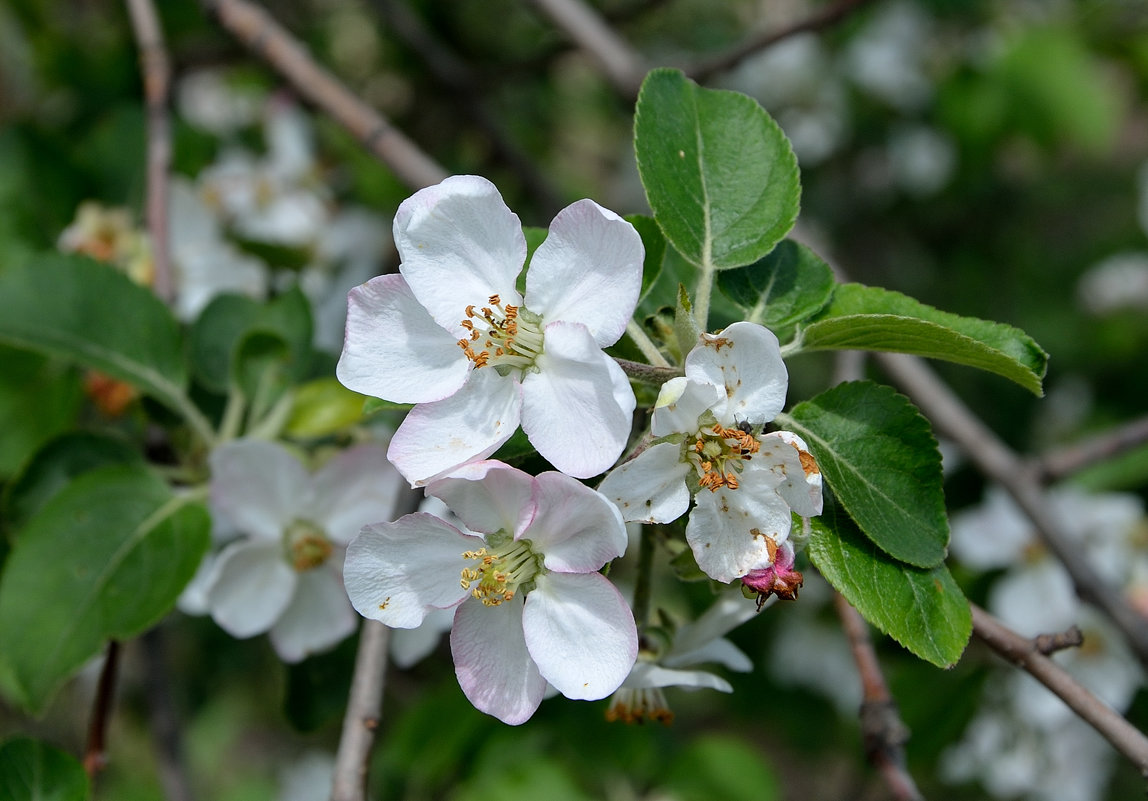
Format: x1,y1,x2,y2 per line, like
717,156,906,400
614,356,682,385
971,603,1148,779
525,0,647,98
1030,414,1148,484
1034,625,1084,656
875,352,1148,670
330,620,391,801
142,628,194,801
686,0,876,84
124,0,174,304
833,594,923,801
199,0,448,191
83,641,120,778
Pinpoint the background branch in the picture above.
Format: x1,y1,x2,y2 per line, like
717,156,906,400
330,620,391,801
526,0,646,98
83,641,120,778
1030,414,1148,484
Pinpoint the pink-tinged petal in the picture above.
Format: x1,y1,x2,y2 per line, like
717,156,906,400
387,368,522,487
597,442,691,524
525,199,643,346
269,566,358,662
209,440,307,541
451,595,546,725
523,572,637,700
343,513,478,628
758,431,823,517
394,175,525,337
205,540,297,637
526,472,628,571
650,377,723,438
336,274,470,404
520,321,633,478
686,482,793,583
390,607,454,669
684,321,788,426
308,443,405,544
425,461,537,538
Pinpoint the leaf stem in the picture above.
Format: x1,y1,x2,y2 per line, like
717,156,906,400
83,640,120,778
625,319,670,367
171,393,218,450
614,357,683,386
631,524,657,628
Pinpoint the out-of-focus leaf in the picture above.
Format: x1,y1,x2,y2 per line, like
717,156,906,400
284,378,368,438
661,734,779,801
0,346,82,480
0,737,89,801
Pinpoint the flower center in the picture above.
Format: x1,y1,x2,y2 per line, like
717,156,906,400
459,534,544,606
605,685,674,725
456,294,545,374
686,422,760,492
283,518,334,572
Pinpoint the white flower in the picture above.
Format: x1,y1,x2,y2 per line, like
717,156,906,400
203,439,403,662
598,322,822,583
344,460,638,725
336,174,643,486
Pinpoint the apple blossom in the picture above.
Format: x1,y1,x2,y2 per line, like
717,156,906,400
343,460,638,725
202,439,403,662
336,174,643,486
598,321,822,583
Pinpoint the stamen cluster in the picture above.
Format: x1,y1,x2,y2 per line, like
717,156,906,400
688,423,760,491
284,518,334,571
457,294,544,371
459,538,542,606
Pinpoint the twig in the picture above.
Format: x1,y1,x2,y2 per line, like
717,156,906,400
142,628,194,801
686,0,876,83
124,0,174,305
525,0,647,98
1030,414,1148,484
614,356,682,385
330,621,391,801
199,0,448,191
1034,625,1084,655
876,352,1148,670
83,641,120,778
971,603,1148,779
833,594,923,801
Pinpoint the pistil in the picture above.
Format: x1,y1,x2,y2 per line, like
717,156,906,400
686,423,760,492
459,537,544,606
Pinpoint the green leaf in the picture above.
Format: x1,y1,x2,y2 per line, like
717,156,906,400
626,213,667,303
0,253,189,412
188,294,263,393
0,737,89,801
716,239,835,328
809,511,971,668
662,734,779,801
362,396,414,416
800,284,1048,395
0,346,82,480
284,378,368,438
0,465,209,713
634,68,800,271
780,381,948,568
673,284,701,358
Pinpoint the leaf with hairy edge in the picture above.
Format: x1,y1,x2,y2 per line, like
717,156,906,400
716,239,835,328
0,253,187,410
626,213,667,303
800,283,1048,396
809,512,971,668
0,465,209,713
780,381,948,568
0,737,89,801
634,68,800,271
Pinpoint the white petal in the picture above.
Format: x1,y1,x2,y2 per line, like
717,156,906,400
525,199,643,347
451,595,546,725
666,592,759,666
520,321,633,478
665,638,753,673
622,662,733,693
308,443,405,544
523,572,637,701
337,274,470,404
209,440,306,540
651,377,723,438
684,321,788,426
269,566,358,662
343,513,477,628
756,431,823,517
206,541,297,637
686,484,793,583
390,607,454,669
526,472,628,571
387,368,522,487
597,442,691,524
394,175,525,337
425,460,537,538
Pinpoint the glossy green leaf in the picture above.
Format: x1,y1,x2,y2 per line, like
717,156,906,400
634,68,800,271
0,346,82,480
716,239,835,328
0,737,89,801
809,511,971,668
800,284,1048,395
0,465,209,713
0,253,188,411
780,381,948,568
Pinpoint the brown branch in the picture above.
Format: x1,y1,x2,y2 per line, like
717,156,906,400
83,641,120,778
199,0,448,191
330,620,391,801
1030,414,1148,484
124,0,174,304
876,352,1148,670
1034,625,1084,655
614,357,683,386
971,603,1148,779
525,0,647,98
686,0,876,83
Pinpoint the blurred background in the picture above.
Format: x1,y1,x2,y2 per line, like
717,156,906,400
1,0,1147,799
